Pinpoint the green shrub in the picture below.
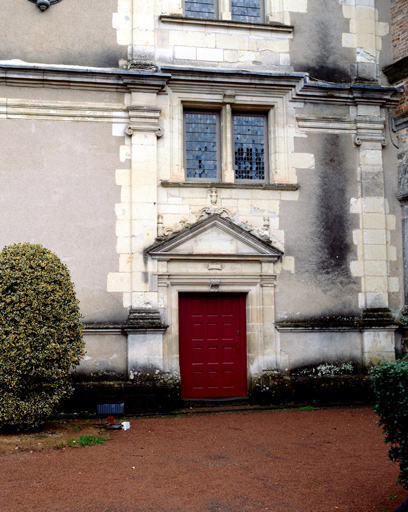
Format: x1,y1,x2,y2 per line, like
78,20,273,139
371,360,408,489
0,243,84,431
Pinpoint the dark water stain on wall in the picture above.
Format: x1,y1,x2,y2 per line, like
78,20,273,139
313,134,354,285
291,0,353,83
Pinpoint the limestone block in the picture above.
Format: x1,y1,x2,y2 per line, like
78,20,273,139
197,48,224,62
388,277,400,293
350,261,364,277
350,197,363,213
116,168,131,186
256,38,290,53
133,30,155,47
365,292,388,308
291,153,315,169
282,256,295,273
224,50,239,63
365,277,388,293
355,16,376,35
353,229,362,245
377,22,389,37
362,213,386,229
386,215,396,230
280,54,291,66
357,105,381,117
360,150,383,168
217,34,249,51
157,204,190,215
116,219,131,237
121,185,131,203
365,261,388,277
363,229,386,245
120,145,131,162
107,272,131,292
115,203,131,220
169,31,216,48
342,33,357,48
357,34,376,50
364,244,387,261
132,203,158,220
238,51,260,63
174,46,197,60
119,254,132,273
363,197,385,213
116,237,132,255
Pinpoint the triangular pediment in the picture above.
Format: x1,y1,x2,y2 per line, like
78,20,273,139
146,215,283,261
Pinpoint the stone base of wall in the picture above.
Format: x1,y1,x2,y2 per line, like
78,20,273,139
61,373,374,415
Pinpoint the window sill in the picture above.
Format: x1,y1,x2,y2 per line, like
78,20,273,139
160,181,299,191
159,15,293,34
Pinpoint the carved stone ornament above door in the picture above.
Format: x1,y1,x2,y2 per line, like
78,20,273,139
28,0,62,12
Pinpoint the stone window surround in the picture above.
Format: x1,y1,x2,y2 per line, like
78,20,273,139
156,272,278,377
184,108,269,183
169,88,291,184
165,0,287,25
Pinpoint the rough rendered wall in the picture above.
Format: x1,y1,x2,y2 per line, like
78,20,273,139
277,134,360,320
0,0,124,68
0,114,127,323
290,0,354,83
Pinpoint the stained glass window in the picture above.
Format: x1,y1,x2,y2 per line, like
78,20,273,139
184,0,216,19
231,0,261,23
233,114,266,181
185,112,219,180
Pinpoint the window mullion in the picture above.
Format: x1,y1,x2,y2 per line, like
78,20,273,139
219,0,231,20
222,104,234,183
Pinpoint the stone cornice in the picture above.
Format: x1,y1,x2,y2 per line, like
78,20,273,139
293,80,401,107
383,56,408,85
0,63,171,93
296,114,387,145
0,63,400,109
0,98,127,122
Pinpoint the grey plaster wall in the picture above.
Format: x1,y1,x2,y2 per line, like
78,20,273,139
0,118,128,322
0,0,124,68
276,133,360,320
290,0,354,83
280,331,363,369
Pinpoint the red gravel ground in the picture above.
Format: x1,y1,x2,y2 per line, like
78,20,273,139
1,406,407,512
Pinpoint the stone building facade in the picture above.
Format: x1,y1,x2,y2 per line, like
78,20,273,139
0,0,403,410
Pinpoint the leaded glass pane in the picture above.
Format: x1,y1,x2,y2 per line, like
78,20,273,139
234,115,265,181
231,0,261,22
185,112,218,179
185,0,216,19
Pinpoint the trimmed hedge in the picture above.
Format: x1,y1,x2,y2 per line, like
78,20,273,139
371,360,408,489
0,243,84,431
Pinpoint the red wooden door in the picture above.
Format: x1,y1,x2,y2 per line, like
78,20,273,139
179,293,247,399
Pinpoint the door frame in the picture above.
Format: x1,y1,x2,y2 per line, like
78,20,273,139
156,272,278,392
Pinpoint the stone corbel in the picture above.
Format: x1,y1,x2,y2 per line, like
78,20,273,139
354,116,387,147
354,134,387,147
126,106,163,138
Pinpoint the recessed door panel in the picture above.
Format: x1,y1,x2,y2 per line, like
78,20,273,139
179,293,247,398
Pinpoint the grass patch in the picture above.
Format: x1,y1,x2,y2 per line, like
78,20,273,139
66,434,109,448
299,406,315,411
